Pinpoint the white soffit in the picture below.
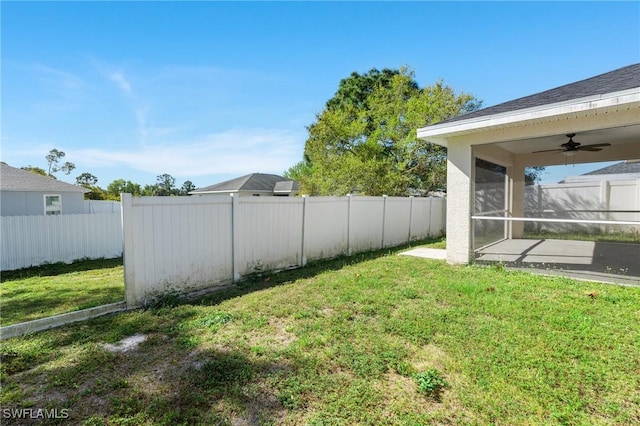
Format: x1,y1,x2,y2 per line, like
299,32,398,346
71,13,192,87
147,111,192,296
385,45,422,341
417,87,640,147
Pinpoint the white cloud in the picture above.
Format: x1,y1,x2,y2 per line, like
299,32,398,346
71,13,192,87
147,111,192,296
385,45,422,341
108,71,132,95
73,128,304,178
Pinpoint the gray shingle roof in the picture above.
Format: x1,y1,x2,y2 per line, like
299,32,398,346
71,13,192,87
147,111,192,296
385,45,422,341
0,163,89,193
438,63,640,125
191,173,298,194
583,160,640,176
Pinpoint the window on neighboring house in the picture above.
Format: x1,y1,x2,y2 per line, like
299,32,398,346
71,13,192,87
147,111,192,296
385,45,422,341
44,194,62,215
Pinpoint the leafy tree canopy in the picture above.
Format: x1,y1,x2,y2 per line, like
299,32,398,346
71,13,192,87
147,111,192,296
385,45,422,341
180,180,196,195
287,67,481,196
76,172,98,187
45,148,75,177
21,166,48,176
76,172,105,200
107,179,143,199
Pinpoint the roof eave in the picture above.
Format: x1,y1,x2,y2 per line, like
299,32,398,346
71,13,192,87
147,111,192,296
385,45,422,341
1,187,90,193
189,189,240,195
417,87,640,147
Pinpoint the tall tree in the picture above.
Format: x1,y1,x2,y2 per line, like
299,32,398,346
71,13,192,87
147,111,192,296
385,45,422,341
180,180,196,195
155,174,177,196
45,148,75,177
75,172,98,186
290,67,481,195
75,172,106,200
107,179,142,199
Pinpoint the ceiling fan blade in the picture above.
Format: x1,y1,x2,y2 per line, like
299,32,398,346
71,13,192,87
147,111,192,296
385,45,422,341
577,146,603,152
579,143,611,149
532,148,564,153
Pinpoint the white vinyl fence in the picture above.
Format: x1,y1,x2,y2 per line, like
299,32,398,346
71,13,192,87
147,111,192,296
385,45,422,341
525,179,640,232
122,194,445,307
1,213,123,271
84,200,121,214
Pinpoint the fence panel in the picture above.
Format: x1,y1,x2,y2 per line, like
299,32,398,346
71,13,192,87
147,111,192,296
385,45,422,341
84,200,121,214
609,180,640,227
525,179,640,233
304,197,349,262
383,197,412,247
234,197,304,277
124,196,233,304
409,198,430,239
1,213,122,271
428,197,446,238
349,197,384,253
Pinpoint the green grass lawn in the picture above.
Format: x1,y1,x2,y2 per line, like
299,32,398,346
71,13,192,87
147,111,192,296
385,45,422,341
1,240,639,425
0,258,125,326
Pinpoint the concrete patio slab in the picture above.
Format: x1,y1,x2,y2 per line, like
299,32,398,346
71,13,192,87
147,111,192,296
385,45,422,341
475,239,640,286
400,247,447,260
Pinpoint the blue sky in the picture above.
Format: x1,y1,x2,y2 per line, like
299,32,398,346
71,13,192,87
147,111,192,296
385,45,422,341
2,1,639,189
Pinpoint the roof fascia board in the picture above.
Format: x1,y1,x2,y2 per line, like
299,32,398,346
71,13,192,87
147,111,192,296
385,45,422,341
1,188,90,193
417,88,640,141
190,189,240,195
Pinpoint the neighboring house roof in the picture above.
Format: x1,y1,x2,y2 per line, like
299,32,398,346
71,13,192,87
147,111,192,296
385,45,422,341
583,160,640,176
190,173,299,195
0,163,89,193
558,160,640,183
438,63,640,125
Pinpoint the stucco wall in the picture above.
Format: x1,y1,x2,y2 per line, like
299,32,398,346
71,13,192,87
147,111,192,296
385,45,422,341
446,142,473,264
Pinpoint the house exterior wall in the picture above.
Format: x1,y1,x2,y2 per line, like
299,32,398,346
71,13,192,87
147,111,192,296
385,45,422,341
446,142,474,264
1,191,86,216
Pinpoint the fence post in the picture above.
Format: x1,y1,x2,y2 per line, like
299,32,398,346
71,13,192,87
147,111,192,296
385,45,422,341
600,180,611,234
120,193,137,308
427,196,433,238
231,194,241,283
637,179,640,230
408,196,414,242
301,195,308,267
442,196,447,237
381,195,388,248
536,184,542,233
347,194,353,256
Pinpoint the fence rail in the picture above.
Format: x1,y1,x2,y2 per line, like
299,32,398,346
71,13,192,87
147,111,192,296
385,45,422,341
1,213,123,271
122,194,445,307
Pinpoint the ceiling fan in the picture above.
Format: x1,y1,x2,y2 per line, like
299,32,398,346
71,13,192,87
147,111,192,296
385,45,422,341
532,133,611,156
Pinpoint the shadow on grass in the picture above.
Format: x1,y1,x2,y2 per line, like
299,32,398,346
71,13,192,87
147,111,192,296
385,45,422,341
1,235,445,424
1,313,291,424
1,238,446,424
2,286,125,325
0,257,124,282
172,237,445,308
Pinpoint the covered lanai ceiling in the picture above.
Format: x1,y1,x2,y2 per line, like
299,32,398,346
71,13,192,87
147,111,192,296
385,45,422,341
490,124,640,167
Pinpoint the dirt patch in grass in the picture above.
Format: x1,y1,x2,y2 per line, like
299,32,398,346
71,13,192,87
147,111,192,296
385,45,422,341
103,333,148,353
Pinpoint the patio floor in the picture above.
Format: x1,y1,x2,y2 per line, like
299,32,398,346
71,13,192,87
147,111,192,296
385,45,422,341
474,239,640,286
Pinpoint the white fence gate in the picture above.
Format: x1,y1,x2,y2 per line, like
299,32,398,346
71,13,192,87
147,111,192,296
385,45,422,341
122,194,445,307
1,213,123,271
